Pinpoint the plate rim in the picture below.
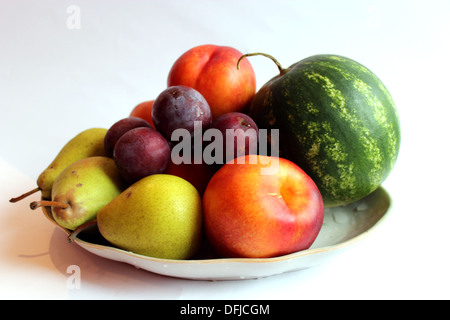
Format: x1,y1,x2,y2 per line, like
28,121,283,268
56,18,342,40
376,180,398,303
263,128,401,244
42,186,392,266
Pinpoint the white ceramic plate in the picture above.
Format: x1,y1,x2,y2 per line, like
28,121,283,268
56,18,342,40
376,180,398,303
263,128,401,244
42,187,391,280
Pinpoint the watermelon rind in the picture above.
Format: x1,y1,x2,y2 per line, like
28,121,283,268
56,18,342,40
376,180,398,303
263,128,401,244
249,54,401,207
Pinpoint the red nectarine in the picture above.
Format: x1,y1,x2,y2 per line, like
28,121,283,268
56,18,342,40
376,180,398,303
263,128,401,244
167,44,256,119
203,155,324,258
130,100,155,128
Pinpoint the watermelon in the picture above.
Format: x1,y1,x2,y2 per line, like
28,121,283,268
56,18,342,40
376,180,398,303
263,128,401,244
245,53,401,207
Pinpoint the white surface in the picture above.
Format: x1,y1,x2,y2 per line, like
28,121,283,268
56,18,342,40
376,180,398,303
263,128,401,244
1,0,450,299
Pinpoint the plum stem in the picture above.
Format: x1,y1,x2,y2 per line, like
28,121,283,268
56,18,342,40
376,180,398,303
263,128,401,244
29,200,69,210
9,187,41,203
237,52,285,75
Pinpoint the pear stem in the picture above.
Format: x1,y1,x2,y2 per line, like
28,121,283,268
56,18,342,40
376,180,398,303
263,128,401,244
68,220,98,243
29,200,69,210
10,187,41,203
237,52,285,75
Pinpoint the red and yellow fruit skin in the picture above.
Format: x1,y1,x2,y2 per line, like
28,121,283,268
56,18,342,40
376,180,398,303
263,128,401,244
167,44,256,119
130,100,155,128
165,159,216,196
203,155,324,259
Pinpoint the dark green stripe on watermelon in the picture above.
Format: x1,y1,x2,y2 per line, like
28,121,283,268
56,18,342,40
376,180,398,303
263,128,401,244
249,54,400,207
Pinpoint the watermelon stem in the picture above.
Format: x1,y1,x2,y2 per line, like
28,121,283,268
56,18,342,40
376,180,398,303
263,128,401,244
237,52,285,75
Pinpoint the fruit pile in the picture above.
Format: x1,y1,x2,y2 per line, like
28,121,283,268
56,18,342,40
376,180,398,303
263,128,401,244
10,44,400,261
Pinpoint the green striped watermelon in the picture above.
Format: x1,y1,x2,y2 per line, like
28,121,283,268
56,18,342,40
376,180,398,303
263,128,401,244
245,53,401,207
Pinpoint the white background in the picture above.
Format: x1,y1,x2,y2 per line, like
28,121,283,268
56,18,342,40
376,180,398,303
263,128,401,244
1,0,449,299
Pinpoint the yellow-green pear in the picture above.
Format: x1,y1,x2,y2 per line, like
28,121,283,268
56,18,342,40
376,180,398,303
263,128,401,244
30,156,125,230
97,174,203,260
10,128,108,202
